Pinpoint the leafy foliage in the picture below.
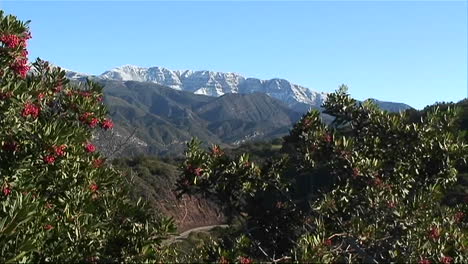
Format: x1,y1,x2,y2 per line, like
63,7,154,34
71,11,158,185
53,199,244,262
178,85,468,263
0,11,175,262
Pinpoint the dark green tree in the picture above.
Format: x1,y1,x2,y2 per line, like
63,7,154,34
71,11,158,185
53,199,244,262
178,86,467,263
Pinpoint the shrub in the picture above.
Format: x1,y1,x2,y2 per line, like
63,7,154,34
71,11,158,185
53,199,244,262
0,11,175,262
178,86,468,263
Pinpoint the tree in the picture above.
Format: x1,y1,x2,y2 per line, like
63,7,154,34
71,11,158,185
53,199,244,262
0,11,175,262
178,86,467,263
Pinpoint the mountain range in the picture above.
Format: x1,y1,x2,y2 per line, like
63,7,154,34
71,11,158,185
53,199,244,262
94,80,302,156
63,65,413,156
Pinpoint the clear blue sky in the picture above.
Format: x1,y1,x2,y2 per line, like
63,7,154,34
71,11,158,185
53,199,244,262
2,0,467,109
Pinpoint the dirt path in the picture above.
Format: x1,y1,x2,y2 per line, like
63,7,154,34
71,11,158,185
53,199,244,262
163,224,229,245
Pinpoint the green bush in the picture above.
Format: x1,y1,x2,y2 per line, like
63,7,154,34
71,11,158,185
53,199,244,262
178,86,467,263
0,11,175,262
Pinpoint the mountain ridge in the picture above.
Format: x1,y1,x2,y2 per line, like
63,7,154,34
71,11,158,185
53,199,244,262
63,64,412,112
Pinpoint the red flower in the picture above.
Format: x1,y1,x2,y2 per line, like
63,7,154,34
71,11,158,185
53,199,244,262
11,62,30,78
43,155,55,164
3,187,12,196
88,118,99,128
20,49,28,58
194,167,203,177
43,224,53,231
428,226,440,240
37,93,45,100
323,133,333,143
53,145,67,156
324,239,333,246
0,34,22,48
80,91,92,97
97,96,103,102
440,256,453,264
239,257,253,264
454,212,465,223
92,158,104,168
101,119,114,130
22,102,40,118
79,112,92,122
418,259,431,264
212,145,223,156
85,143,96,153
90,183,99,192
2,141,19,152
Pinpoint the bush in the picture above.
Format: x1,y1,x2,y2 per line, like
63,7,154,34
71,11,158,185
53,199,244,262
178,86,468,263
0,11,175,262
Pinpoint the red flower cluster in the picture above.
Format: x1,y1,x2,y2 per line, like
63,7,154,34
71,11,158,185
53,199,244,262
22,102,40,118
194,167,203,177
92,158,104,168
85,143,96,153
37,93,45,100
212,145,224,156
239,257,253,264
428,226,440,240
79,112,98,128
0,34,22,48
2,141,19,152
43,224,53,231
89,183,99,192
101,119,114,130
323,133,333,143
79,91,92,97
323,238,333,246
89,118,99,128
1,33,31,78
11,62,30,78
43,155,55,165
79,112,92,122
3,187,12,196
53,144,67,156
440,256,453,264
418,259,431,264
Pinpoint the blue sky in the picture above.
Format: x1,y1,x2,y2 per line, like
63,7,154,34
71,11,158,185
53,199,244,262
2,1,467,109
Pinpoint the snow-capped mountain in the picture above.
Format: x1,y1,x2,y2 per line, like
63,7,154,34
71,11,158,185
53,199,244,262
99,65,327,110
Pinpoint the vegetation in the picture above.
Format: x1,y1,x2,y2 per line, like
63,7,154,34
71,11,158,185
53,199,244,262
177,86,467,263
1,10,467,264
0,12,175,262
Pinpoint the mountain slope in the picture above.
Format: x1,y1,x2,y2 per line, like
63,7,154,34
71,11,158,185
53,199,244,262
99,80,302,156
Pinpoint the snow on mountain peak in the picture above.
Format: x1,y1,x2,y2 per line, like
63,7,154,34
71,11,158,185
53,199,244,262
98,65,326,107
